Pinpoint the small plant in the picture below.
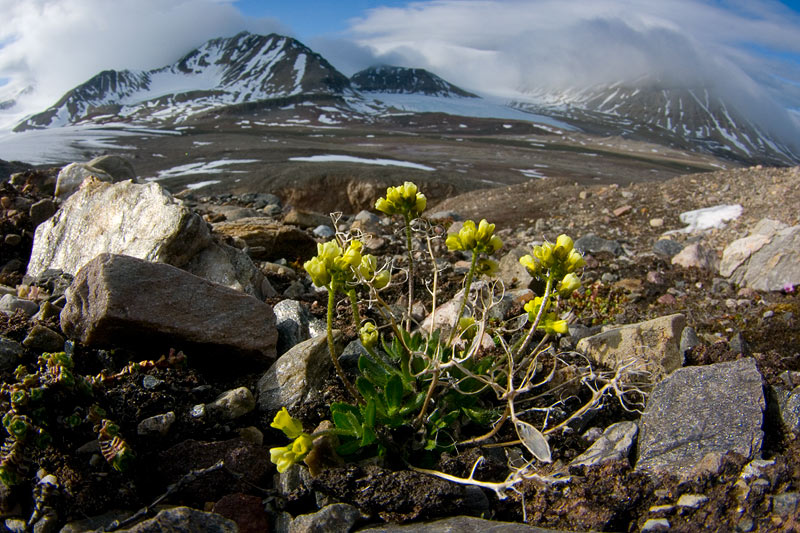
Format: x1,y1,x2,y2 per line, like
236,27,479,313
271,181,644,498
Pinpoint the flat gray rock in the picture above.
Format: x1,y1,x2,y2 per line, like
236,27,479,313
570,421,638,468
636,358,765,478
720,219,800,291
60,253,277,365
357,515,571,532
576,314,686,381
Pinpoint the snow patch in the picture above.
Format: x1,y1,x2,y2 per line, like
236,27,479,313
673,204,743,233
289,154,435,171
150,158,259,179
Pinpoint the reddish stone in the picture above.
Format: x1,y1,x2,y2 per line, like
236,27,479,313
213,493,270,533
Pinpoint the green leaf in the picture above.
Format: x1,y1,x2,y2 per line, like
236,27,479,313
356,376,377,401
358,355,389,387
336,439,361,456
330,403,362,436
360,425,377,447
363,398,377,429
385,374,404,413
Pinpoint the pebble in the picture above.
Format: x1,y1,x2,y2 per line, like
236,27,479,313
190,404,206,418
763,310,774,319
22,324,65,352
0,294,39,317
771,492,799,517
649,218,664,227
4,234,21,246
206,387,255,420
676,494,708,508
642,518,671,531
137,412,176,436
613,205,632,217
142,375,164,389
312,224,335,238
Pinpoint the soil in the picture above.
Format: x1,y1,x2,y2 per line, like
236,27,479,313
1,162,799,532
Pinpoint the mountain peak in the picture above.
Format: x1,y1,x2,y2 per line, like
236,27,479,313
350,65,477,98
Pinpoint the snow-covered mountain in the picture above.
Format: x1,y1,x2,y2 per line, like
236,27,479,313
9,32,800,165
514,82,800,166
15,32,350,130
350,66,477,98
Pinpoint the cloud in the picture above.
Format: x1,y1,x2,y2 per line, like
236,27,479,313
344,0,800,141
0,0,287,112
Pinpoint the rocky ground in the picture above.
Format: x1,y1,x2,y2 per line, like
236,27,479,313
0,157,798,532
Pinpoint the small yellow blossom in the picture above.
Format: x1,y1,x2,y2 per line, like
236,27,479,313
270,407,304,439
375,181,427,218
359,322,379,349
446,219,503,255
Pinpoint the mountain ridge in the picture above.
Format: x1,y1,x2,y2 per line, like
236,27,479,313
9,31,800,166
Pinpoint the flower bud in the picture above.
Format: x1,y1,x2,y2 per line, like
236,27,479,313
373,269,391,289
359,322,379,349
553,234,574,261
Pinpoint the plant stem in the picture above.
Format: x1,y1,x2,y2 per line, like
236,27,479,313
448,251,478,345
404,214,415,330
515,275,553,358
347,289,361,328
327,288,362,404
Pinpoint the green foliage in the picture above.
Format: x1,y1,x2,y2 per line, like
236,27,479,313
273,181,597,476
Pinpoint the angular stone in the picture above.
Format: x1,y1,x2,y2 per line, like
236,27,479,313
87,155,136,181
778,385,800,434
284,208,332,229
54,163,114,199
0,337,23,371
60,254,277,365
0,294,38,317
574,234,623,256
653,239,683,258
112,507,237,533
274,299,312,355
28,179,211,279
28,199,56,227
671,243,718,271
576,314,686,381
720,219,800,291
22,324,65,352
570,421,638,468
256,332,338,412
289,503,361,533
212,217,317,261
182,236,269,298
497,245,534,290
357,516,567,532
206,387,256,420
636,358,765,478
137,412,176,437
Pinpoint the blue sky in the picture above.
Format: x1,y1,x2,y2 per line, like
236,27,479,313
1,0,800,138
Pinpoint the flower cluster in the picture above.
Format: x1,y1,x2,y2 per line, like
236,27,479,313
519,234,585,281
375,181,427,219
269,408,314,473
523,297,568,335
446,219,503,256
304,240,389,291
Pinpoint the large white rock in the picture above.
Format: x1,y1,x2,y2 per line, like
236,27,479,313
28,178,211,278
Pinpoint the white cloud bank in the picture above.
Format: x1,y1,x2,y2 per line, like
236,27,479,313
1,0,800,145
0,0,287,126
327,0,800,142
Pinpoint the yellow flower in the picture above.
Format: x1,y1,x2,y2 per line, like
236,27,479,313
540,318,569,335
553,234,574,262
565,249,586,273
558,273,581,297
519,254,539,276
303,256,330,288
271,407,304,439
375,181,426,218
476,258,499,277
446,219,503,255
270,433,314,473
